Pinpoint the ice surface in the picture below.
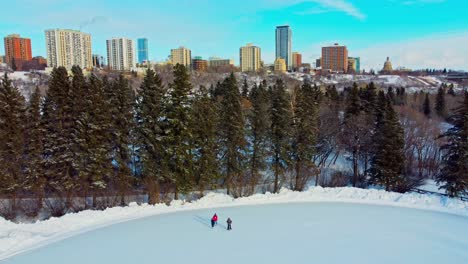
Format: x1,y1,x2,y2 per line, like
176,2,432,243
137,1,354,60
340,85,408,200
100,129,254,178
1,187,467,263
2,202,467,264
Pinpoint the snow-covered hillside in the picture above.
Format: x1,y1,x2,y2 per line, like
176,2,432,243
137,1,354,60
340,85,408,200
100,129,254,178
1,187,467,263
285,73,455,92
1,71,48,100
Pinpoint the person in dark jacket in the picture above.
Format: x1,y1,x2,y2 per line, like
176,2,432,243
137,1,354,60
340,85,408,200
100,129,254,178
211,213,218,228
226,217,232,230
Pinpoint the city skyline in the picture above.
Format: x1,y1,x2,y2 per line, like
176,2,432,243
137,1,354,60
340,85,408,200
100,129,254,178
1,0,468,71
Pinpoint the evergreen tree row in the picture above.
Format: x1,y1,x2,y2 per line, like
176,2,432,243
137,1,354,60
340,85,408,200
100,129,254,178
0,68,466,219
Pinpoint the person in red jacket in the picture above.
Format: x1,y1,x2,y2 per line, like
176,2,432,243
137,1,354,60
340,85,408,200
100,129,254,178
211,213,218,228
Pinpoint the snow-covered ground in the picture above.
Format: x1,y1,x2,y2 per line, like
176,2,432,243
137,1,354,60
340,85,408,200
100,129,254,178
283,73,454,92
1,187,467,263
418,179,445,194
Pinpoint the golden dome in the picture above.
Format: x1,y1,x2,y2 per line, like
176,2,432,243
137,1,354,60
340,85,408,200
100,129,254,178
383,57,393,72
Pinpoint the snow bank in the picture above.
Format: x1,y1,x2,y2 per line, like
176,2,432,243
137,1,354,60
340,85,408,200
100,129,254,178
0,186,467,261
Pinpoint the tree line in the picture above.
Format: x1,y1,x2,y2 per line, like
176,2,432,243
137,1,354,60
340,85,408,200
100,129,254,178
0,65,466,220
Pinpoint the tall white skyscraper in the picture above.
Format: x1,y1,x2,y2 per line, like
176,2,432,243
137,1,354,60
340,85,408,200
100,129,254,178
240,43,261,72
106,38,135,71
275,25,292,70
45,29,92,69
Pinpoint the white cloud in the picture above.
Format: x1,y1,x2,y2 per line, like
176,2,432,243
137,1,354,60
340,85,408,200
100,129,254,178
294,7,330,15
265,0,365,20
353,32,468,71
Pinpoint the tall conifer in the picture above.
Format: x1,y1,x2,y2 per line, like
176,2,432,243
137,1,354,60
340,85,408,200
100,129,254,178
270,79,292,193
191,86,220,196
0,73,26,214
24,87,45,210
42,67,76,206
435,86,446,118
291,82,320,190
163,64,193,199
436,92,468,197
219,73,246,196
247,80,270,194
137,69,166,204
369,99,406,192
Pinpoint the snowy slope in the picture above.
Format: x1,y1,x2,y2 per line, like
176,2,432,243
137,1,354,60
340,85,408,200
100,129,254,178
1,187,467,263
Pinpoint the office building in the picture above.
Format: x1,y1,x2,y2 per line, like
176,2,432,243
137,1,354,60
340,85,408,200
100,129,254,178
92,54,105,68
170,46,191,68
208,57,234,67
316,58,321,68
4,34,32,71
192,56,208,71
321,44,348,73
274,58,286,73
137,38,148,64
348,57,357,73
45,29,92,70
240,43,261,72
354,57,360,73
292,52,302,70
275,25,292,70
106,38,135,71
22,56,47,71
347,57,361,73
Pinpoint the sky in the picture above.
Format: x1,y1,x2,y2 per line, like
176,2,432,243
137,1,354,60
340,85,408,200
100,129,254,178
1,0,468,71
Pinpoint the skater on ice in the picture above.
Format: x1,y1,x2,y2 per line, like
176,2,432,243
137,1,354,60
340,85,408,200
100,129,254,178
211,213,218,228
227,217,232,230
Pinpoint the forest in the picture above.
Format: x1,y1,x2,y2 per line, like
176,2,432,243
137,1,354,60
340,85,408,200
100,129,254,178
0,65,466,220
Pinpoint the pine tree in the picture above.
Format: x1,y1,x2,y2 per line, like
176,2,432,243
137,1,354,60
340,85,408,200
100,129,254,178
395,87,407,106
291,82,320,191
387,87,396,105
436,91,468,197
435,86,446,118
82,74,113,208
24,87,45,211
0,73,26,215
69,66,90,201
137,68,166,204
343,84,364,186
191,85,220,197
270,79,292,193
345,84,361,118
361,82,377,113
246,80,270,194
242,78,249,98
218,73,246,196
213,81,225,99
163,64,194,199
106,75,135,205
374,91,387,129
448,84,456,96
369,98,406,192
369,91,388,178
423,93,431,117
325,85,339,102
42,67,76,208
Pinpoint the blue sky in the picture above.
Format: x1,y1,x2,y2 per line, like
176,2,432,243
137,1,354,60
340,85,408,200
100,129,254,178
1,0,468,70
